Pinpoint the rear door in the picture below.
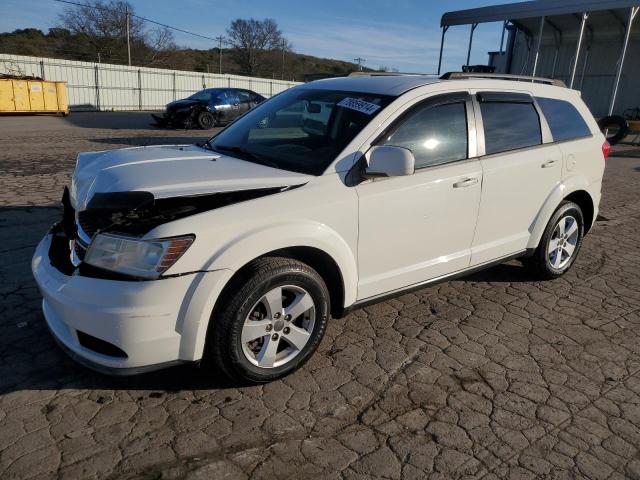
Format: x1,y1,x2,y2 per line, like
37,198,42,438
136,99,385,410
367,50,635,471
470,91,562,265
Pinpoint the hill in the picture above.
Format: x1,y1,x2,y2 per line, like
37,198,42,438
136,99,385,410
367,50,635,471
0,28,372,81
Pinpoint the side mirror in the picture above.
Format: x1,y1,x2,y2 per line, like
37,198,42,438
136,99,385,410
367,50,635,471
365,146,415,178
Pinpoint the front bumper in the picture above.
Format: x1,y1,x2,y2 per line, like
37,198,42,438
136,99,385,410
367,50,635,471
31,228,229,375
151,109,193,126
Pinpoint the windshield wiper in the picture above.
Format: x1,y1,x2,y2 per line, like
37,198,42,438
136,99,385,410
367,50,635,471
213,144,279,169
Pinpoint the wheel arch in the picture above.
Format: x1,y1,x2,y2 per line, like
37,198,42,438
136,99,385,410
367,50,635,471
528,179,596,250
564,190,594,233
181,225,358,362
194,245,347,365
216,246,346,318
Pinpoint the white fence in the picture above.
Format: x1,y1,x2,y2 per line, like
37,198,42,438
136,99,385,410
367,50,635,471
0,54,300,112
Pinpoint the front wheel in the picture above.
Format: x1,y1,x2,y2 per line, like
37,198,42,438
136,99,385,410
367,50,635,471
197,111,216,129
207,257,330,384
525,201,584,279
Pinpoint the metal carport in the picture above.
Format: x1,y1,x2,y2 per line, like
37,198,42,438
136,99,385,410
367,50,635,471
439,0,640,117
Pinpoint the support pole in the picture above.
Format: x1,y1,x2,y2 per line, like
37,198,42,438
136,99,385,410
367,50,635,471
215,36,224,74
437,25,449,75
125,5,131,67
138,69,142,111
94,64,100,112
579,47,590,90
551,48,559,78
466,23,478,66
499,21,507,54
570,12,588,88
532,16,545,77
608,7,639,115
281,38,286,79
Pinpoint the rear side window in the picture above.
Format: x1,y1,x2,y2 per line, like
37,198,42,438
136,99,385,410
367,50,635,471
537,97,591,142
381,102,468,169
480,102,542,155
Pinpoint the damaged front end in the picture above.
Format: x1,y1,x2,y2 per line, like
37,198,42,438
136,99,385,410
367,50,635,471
54,185,295,279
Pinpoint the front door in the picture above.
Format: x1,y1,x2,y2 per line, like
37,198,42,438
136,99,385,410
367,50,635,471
356,93,482,300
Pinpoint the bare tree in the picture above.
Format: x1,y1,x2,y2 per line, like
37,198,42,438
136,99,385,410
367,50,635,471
58,0,173,65
226,18,289,76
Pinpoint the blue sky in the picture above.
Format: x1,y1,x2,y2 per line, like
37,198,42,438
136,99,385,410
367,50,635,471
2,0,521,73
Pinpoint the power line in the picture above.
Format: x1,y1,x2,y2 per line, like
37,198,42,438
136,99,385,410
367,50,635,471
52,0,220,42
354,57,366,71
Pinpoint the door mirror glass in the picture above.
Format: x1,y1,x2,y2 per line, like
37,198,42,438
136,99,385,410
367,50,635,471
365,146,415,178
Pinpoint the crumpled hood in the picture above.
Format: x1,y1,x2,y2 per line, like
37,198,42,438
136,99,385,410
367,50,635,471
166,99,201,111
70,144,311,210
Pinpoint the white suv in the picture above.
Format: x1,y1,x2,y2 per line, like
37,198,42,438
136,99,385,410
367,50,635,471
32,73,608,383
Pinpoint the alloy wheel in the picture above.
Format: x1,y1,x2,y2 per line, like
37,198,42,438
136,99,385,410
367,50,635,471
547,215,579,269
241,285,316,368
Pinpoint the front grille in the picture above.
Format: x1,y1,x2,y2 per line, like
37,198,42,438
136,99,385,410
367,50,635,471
77,211,103,239
61,187,76,239
48,225,75,275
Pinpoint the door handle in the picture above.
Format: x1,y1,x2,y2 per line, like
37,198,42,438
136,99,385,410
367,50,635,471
541,159,558,168
453,177,478,188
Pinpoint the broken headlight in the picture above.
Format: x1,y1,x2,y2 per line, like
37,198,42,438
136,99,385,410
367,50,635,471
84,233,194,279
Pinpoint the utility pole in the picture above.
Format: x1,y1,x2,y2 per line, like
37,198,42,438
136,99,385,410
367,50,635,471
281,38,286,80
354,57,366,71
125,5,131,66
215,35,225,74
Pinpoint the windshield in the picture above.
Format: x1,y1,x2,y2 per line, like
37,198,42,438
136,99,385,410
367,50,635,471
189,89,221,102
208,88,394,175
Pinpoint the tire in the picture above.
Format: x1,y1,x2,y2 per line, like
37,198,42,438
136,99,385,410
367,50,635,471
524,201,584,280
597,115,628,146
207,257,330,384
197,111,215,129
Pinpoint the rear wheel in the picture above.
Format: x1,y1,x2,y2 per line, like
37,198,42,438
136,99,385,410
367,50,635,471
525,201,584,279
207,257,330,384
197,111,215,129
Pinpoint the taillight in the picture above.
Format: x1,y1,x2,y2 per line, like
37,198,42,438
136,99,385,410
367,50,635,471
602,140,611,160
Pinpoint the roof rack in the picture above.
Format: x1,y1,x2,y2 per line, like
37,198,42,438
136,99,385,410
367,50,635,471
440,72,566,87
348,71,424,77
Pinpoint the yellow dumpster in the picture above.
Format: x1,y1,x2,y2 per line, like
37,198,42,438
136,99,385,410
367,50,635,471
0,78,69,115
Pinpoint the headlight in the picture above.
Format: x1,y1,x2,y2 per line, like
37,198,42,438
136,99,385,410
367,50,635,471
84,233,194,279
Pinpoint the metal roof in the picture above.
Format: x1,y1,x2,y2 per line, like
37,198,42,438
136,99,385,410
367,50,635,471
441,0,640,27
301,75,441,96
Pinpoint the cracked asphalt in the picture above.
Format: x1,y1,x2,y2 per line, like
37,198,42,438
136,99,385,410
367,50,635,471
1,113,640,479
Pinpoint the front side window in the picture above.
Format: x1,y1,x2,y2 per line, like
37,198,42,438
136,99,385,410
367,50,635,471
189,90,215,102
381,101,468,169
536,97,591,142
209,89,394,175
480,101,542,155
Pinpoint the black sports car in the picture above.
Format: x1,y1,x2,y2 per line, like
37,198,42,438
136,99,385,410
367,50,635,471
151,88,265,129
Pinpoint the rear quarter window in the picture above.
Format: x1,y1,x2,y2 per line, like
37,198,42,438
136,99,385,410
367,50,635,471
536,97,592,142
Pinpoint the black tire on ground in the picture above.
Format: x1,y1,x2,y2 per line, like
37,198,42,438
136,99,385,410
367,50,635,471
197,111,216,129
597,115,629,146
524,201,584,280
207,257,330,384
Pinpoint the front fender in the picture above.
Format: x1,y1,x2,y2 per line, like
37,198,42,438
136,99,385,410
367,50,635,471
202,220,358,308
528,176,594,249
176,220,358,362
